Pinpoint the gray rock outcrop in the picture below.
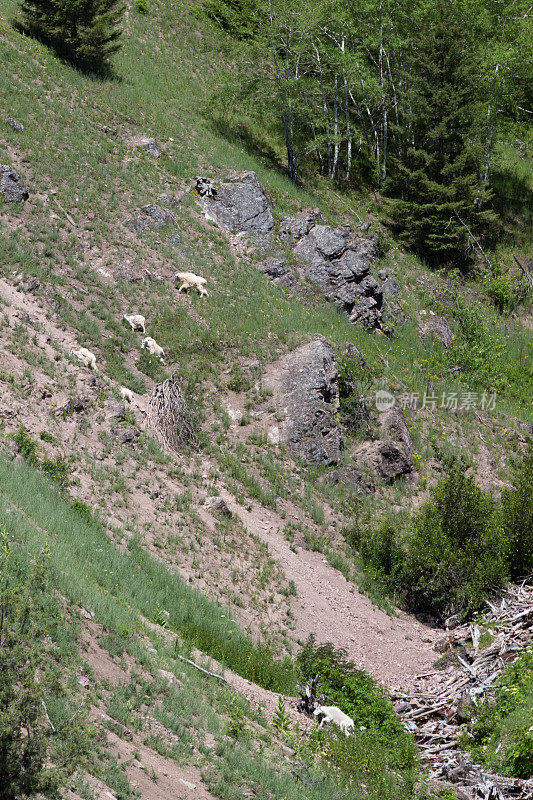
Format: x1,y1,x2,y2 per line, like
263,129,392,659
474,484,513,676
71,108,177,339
278,209,323,245
115,425,140,444
198,171,274,234
264,336,342,465
105,400,126,422
0,165,29,203
6,118,24,132
205,496,232,516
291,222,384,329
258,257,294,286
357,440,413,481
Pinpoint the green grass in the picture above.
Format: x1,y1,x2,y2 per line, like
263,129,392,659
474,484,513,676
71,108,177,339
0,452,296,692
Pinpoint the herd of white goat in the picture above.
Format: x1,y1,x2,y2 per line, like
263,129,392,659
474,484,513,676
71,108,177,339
68,269,358,738
68,271,208,391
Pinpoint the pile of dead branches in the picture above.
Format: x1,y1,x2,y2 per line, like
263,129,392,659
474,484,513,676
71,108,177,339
392,581,533,800
147,373,198,452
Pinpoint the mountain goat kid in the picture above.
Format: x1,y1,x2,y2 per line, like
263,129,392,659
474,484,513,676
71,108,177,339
175,272,208,297
141,336,165,362
123,314,146,334
69,347,97,371
314,705,355,736
120,387,134,403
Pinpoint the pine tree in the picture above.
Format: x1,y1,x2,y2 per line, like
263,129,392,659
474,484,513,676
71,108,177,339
19,0,125,70
388,1,496,266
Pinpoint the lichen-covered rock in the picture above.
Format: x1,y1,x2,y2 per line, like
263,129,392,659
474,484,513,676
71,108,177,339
258,257,294,285
205,496,232,516
0,165,29,203
379,405,413,456
115,425,140,444
278,209,324,245
326,464,371,494
105,400,126,422
125,204,177,233
198,171,274,234
264,336,342,465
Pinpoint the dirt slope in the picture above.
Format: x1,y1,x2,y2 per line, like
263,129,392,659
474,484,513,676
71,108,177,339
216,486,438,691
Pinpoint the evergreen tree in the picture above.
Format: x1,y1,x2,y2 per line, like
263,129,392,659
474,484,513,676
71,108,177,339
19,0,124,70
388,1,496,266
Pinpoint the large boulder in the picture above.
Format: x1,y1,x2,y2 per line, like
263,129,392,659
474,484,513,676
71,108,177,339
198,172,274,234
356,404,414,481
357,440,413,481
292,224,383,329
0,165,29,203
264,336,342,465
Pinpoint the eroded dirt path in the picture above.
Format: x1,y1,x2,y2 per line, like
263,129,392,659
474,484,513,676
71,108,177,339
218,487,438,691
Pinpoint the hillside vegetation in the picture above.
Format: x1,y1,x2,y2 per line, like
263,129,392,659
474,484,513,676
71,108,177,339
0,0,532,797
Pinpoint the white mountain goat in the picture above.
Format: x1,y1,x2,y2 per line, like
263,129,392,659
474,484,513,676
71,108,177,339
175,272,208,297
314,705,355,736
120,387,134,403
123,314,146,334
141,336,165,361
69,347,97,371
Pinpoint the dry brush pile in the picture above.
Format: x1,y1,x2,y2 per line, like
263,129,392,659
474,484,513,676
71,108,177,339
393,582,533,800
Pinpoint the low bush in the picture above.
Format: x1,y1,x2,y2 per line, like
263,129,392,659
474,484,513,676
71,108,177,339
352,457,531,624
0,537,90,799
337,355,372,435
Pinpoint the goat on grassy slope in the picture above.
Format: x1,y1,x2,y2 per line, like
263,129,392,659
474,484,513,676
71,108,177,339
175,271,208,297
314,705,355,736
120,387,134,403
141,336,165,362
123,314,146,334
69,347,97,371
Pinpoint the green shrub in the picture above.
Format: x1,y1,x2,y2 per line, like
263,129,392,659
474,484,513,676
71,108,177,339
358,516,405,587
297,637,417,772
465,645,533,778
501,444,533,580
11,425,39,466
41,457,70,488
0,538,90,799
401,461,508,622
133,0,149,12
486,272,518,313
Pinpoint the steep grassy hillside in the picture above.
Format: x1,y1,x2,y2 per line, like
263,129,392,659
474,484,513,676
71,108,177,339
0,0,532,797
